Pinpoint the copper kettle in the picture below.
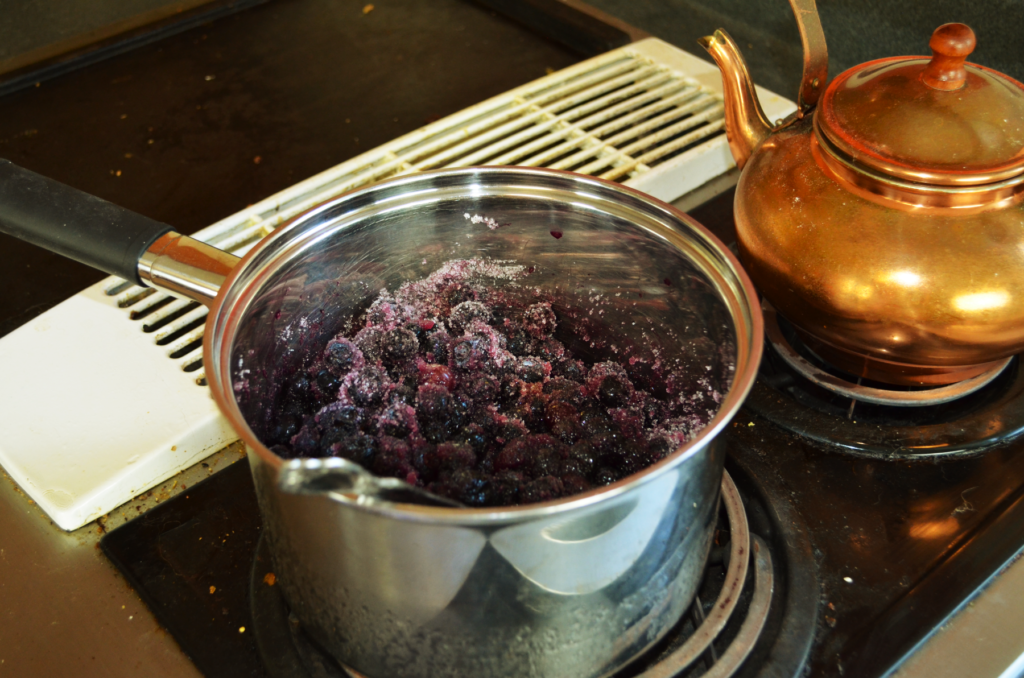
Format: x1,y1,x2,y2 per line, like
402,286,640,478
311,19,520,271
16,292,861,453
700,0,1024,385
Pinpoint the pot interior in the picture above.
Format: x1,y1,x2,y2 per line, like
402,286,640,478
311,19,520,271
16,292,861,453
213,169,758,492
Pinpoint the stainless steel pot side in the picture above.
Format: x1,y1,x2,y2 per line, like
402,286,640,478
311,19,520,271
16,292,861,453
0,164,762,678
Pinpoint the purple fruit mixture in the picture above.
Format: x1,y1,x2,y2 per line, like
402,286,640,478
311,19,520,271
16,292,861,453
264,259,731,507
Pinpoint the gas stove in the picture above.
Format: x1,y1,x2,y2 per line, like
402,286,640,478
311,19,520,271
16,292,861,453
2,1,1024,677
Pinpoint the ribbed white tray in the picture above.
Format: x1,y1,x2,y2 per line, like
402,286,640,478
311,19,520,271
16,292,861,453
0,37,795,530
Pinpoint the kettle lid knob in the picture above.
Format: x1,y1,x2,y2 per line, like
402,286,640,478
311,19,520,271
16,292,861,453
921,23,976,91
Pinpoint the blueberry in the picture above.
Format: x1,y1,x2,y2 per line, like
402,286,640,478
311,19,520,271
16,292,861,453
461,374,498,403
514,395,548,432
544,379,585,409
431,442,477,473
425,330,450,364
568,439,598,478
393,378,417,404
316,369,341,399
649,436,675,460
346,365,389,407
558,360,586,383
598,375,630,407
285,375,316,410
366,295,405,327
523,303,557,339
535,338,566,363
443,284,476,307
267,414,301,445
520,476,564,503
561,473,592,496
318,405,362,434
643,398,667,427
354,327,385,363
290,425,321,456
506,330,532,357
371,437,412,478
499,377,522,408
518,357,546,383
486,471,523,506
417,383,456,443
459,423,491,453
578,407,614,437
449,301,492,335
452,335,498,373
493,436,533,472
444,468,490,507
324,338,360,374
330,434,378,465
379,402,414,437
381,327,419,365
594,466,619,486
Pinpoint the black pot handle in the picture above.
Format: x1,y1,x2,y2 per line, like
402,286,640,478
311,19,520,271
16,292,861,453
0,159,173,285
0,159,239,303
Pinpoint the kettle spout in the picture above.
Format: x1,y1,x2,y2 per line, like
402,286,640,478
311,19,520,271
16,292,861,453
698,30,773,169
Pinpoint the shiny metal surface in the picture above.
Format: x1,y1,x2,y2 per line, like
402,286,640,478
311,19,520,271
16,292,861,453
137,231,240,305
789,0,827,113
200,167,763,678
697,29,772,170
701,2,1024,385
735,118,1024,384
278,457,464,507
764,302,1014,405
817,27,1024,186
811,128,1024,210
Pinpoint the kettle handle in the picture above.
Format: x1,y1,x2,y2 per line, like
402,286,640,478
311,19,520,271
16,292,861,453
789,0,828,113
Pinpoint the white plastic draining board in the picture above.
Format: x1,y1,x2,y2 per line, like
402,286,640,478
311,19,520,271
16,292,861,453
0,37,795,531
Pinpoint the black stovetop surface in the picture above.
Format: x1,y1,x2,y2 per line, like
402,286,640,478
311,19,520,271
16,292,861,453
5,1,1024,676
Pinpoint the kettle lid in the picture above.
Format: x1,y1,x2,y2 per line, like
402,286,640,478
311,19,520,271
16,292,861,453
816,23,1024,186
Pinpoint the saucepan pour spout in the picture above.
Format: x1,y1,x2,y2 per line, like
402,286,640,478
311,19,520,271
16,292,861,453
0,159,238,306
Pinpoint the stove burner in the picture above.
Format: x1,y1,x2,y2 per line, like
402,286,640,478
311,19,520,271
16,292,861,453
250,473,777,678
749,307,1024,459
764,302,1012,407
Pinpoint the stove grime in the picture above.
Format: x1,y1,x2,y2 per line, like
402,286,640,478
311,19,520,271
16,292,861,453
250,472,776,678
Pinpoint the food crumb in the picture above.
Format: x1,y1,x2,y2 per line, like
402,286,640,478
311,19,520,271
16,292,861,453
263,573,277,586
239,627,246,633
209,586,216,594
253,156,262,164
362,4,374,14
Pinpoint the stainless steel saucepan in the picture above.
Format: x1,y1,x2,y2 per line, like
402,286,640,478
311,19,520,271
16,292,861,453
0,160,762,678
